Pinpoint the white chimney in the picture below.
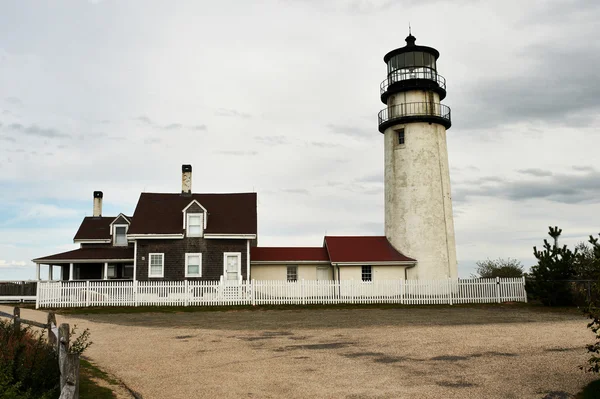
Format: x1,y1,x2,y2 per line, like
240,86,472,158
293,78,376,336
93,191,103,217
182,165,192,194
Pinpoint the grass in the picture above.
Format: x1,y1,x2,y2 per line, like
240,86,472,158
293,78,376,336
576,379,600,399
79,358,122,399
48,301,582,316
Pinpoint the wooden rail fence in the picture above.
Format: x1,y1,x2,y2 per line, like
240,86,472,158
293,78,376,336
0,307,80,399
37,277,528,308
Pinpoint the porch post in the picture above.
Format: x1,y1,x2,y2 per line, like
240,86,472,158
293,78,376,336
48,265,53,281
36,263,41,281
69,263,74,281
104,263,108,280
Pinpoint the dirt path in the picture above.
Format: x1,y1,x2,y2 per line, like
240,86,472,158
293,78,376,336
2,305,596,399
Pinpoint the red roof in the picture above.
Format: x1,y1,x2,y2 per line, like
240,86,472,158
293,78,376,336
324,236,416,263
74,217,114,241
128,193,257,235
251,247,329,262
33,246,134,263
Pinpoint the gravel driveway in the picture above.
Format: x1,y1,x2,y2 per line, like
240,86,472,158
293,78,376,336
3,305,596,398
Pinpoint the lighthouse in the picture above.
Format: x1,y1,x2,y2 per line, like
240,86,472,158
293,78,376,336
378,33,458,280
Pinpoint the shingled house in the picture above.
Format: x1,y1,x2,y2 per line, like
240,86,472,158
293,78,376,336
34,165,416,282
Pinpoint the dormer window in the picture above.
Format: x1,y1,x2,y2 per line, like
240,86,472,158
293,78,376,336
114,225,128,246
187,214,203,237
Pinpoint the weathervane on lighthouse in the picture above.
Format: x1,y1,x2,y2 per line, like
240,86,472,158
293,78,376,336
378,31,458,280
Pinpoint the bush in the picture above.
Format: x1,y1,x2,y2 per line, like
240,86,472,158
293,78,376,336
472,258,524,278
0,319,60,399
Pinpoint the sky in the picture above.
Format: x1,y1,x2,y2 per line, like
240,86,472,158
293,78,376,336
1,0,599,280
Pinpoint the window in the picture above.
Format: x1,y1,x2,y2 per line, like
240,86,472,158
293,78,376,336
107,265,116,278
114,225,128,246
361,266,372,282
149,253,164,278
397,128,405,145
187,213,203,237
185,253,202,278
287,265,298,282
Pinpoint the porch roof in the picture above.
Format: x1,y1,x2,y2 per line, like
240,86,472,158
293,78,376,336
33,247,134,263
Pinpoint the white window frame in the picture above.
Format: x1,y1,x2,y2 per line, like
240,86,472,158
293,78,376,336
287,265,298,282
113,224,129,246
223,252,242,281
107,264,117,278
148,253,164,278
186,213,203,237
185,253,202,278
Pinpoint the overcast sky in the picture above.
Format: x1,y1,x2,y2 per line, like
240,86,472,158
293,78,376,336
1,0,599,280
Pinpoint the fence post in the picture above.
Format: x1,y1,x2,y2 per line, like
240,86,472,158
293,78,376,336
184,280,189,307
47,311,57,348
134,280,138,307
496,277,501,304
13,307,20,333
35,281,40,309
522,276,528,303
301,279,305,305
65,353,80,399
448,278,453,306
85,281,90,307
251,279,256,306
58,323,70,391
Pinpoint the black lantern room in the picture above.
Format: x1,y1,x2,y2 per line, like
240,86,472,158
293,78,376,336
378,34,451,133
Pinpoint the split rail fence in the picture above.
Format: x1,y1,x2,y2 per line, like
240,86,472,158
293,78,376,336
37,277,527,308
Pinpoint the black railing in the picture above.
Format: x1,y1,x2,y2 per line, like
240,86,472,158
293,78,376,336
378,102,451,128
380,68,446,95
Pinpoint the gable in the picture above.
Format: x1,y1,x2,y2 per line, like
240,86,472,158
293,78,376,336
111,214,131,226
128,193,257,236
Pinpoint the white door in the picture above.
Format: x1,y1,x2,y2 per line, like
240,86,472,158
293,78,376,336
316,267,329,281
224,253,241,282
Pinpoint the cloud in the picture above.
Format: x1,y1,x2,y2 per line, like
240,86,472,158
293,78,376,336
255,136,288,146
5,97,22,106
517,168,553,177
6,123,70,138
0,260,29,269
356,172,383,183
310,141,340,148
280,188,310,195
135,116,206,131
327,124,371,138
573,165,595,172
0,135,16,142
2,204,80,226
454,169,600,204
215,108,251,119
217,150,258,156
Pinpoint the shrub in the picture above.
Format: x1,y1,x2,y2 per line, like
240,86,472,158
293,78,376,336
471,258,524,278
0,319,60,399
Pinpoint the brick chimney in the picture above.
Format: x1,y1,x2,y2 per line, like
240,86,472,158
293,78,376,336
93,191,103,217
182,165,192,194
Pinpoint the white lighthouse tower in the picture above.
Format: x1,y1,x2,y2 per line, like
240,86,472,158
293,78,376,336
378,33,458,280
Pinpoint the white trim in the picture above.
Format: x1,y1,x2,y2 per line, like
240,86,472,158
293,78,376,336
181,200,208,229
184,253,203,278
223,252,242,281
109,213,131,226
69,263,73,281
148,253,164,278
133,241,137,282
73,239,111,244
204,234,256,240
113,224,129,246
246,240,250,281
34,258,134,263
126,234,184,239
331,261,416,266
251,260,331,265
186,213,204,238
103,263,108,280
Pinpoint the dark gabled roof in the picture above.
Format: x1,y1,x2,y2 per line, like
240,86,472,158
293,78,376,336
33,246,134,263
251,247,329,262
74,217,113,241
324,236,416,263
73,216,132,241
127,193,257,235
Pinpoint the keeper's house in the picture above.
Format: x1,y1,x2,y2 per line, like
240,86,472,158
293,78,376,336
33,165,416,283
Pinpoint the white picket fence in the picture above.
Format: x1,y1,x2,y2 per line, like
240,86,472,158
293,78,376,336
36,277,527,308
